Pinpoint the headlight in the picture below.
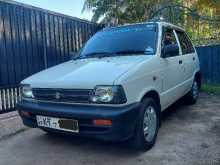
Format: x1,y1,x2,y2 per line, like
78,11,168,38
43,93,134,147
90,85,127,104
21,85,34,98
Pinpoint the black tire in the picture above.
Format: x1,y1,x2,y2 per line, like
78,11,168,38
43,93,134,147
130,98,160,151
184,78,199,105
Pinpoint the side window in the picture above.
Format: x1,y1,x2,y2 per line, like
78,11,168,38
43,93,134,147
176,30,195,55
162,27,179,57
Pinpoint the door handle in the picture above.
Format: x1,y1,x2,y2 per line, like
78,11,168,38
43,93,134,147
179,60,183,64
193,57,195,61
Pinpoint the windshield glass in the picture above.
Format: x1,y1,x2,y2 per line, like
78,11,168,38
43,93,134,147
78,23,158,59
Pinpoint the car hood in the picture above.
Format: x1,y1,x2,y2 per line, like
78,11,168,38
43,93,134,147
22,56,152,89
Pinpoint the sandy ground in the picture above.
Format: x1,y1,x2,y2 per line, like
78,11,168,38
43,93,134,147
0,92,219,165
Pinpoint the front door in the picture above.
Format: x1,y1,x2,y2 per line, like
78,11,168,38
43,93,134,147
159,27,185,109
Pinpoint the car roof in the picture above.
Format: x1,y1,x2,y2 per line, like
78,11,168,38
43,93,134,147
158,21,185,31
103,21,185,32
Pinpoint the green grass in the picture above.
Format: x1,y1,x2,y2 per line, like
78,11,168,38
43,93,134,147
201,84,220,95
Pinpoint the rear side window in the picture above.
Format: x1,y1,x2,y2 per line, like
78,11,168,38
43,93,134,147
176,30,195,54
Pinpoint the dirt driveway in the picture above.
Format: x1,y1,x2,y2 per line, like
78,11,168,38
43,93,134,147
0,92,219,165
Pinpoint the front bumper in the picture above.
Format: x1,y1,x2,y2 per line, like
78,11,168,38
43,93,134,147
17,100,141,141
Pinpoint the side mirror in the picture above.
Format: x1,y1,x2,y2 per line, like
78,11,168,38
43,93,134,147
161,44,179,58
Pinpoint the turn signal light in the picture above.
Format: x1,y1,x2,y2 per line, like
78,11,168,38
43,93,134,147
93,119,112,126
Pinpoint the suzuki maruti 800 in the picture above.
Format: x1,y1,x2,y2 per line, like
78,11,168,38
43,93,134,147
17,21,201,151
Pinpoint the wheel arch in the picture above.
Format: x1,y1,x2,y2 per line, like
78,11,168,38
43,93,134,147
141,90,161,110
194,71,202,89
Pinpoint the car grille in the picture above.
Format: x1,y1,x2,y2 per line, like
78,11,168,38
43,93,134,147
32,88,92,103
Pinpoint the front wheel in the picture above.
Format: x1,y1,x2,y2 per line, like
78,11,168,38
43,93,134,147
130,98,160,151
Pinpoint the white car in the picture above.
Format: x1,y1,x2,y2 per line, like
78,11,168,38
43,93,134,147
17,21,201,151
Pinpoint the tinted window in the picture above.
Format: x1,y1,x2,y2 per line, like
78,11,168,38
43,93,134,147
162,28,179,57
176,31,195,54
79,23,158,58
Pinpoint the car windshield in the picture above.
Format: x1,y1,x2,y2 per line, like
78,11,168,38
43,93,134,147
78,23,158,59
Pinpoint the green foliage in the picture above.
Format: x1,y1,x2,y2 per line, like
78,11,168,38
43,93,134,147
82,0,178,24
83,0,220,24
82,0,220,46
201,84,220,95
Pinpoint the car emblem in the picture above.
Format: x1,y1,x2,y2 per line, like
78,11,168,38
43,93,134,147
55,92,61,100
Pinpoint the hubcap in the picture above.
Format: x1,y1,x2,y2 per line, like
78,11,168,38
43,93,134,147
192,81,199,99
143,106,157,142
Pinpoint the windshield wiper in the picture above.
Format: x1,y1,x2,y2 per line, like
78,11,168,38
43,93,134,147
79,52,115,59
114,50,146,55
75,50,149,60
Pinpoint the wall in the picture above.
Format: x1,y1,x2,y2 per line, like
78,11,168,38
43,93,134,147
196,45,220,84
0,0,102,113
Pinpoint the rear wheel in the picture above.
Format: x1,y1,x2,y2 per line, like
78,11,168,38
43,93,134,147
184,79,199,105
130,98,160,151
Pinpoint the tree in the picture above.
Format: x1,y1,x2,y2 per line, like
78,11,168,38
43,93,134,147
82,0,178,25
82,0,220,24
82,0,220,45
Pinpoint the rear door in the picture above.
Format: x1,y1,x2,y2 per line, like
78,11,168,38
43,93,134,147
175,30,196,92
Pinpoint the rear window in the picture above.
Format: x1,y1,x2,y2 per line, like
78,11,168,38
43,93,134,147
176,30,195,54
